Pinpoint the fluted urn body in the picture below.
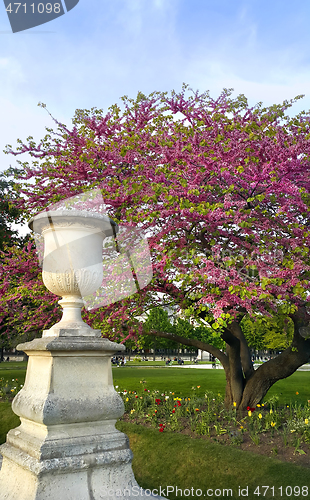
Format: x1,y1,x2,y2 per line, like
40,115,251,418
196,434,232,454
29,210,118,336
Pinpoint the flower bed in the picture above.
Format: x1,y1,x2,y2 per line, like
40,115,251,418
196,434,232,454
2,377,310,465
117,382,310,466
0,378,22,400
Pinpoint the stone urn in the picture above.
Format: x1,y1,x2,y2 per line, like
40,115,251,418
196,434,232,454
29,209,118,336
0,209,162,500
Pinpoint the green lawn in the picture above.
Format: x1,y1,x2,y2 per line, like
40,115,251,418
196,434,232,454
113,367,310,406
1,362,310,406
113,366,226,396
118,421,310,500
0,402,19,445
0,361,27,386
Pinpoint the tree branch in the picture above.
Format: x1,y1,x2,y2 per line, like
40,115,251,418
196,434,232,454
144,327,228,369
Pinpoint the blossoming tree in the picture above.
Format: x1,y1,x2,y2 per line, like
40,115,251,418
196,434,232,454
3,85,310,409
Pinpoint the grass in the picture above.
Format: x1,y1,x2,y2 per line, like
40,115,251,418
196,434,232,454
0,402,20,445
1,362,310,405
0,362,27,386
113,367,310,407
117,421,310,500
113,367,226,397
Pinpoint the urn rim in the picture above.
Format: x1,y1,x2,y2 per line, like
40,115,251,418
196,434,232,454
28,209,119,237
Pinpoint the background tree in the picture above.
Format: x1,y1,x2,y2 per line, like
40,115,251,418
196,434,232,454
3,86,310,409
141,307,224,357
240,313,294,352
0,171,25,251
0,242,60,352
0,170,36,356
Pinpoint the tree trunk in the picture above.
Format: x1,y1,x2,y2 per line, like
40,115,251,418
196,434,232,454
238,307,310,408
144,306,310,410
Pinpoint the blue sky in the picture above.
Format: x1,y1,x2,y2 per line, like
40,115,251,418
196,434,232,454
1,0,310,174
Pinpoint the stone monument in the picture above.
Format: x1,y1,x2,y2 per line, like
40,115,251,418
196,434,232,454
0,210,162,499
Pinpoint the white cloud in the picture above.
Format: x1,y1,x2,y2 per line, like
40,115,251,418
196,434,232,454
186,55,310,112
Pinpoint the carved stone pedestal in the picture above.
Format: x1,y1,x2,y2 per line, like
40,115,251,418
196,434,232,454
0,332,161,499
